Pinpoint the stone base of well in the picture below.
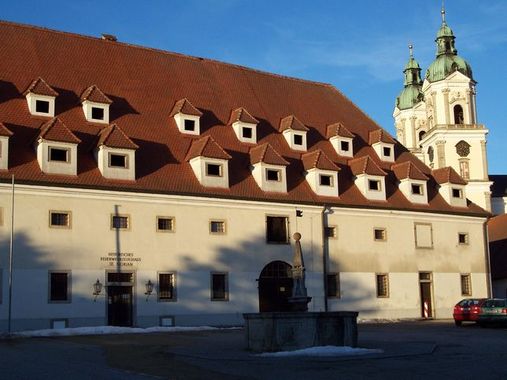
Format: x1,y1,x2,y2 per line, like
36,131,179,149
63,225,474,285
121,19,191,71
243,311,359,352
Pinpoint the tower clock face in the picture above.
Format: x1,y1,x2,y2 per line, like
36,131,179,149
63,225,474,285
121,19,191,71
455,140,471,157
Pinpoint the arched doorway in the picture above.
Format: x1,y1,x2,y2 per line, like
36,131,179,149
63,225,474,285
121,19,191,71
258,261,293,312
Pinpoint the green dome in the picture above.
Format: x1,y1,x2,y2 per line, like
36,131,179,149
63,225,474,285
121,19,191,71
396,85,424,110
425,54,473,82
437,23,454,38
404,57,420,71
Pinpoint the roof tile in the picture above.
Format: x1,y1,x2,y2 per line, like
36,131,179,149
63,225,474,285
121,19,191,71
369,129,396,145
97,124,138,150
432,167,467,185
392,161,429,181
348,155,387,176
0,122,14,137
38,118,81,144
228,107,259,125
279,115,309,132
301,150,339,171
81,85,112,104
185,135,231,161
250,143,289,166
169,98,203,117
326,122,355,139
23,77,59,97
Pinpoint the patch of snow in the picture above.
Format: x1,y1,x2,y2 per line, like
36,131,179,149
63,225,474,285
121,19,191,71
256,346,383,357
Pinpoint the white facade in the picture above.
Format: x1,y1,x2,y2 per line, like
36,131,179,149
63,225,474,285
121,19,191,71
0,136,9,170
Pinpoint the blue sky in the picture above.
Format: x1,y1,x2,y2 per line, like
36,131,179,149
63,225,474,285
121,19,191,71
2,0,506,173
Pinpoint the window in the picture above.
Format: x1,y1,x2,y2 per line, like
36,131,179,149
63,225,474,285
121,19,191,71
49,271,70,302
414,223,433,248
49,147,69,162
158,273,176,301
242,127,252,139
91,107,105,120
411,184,423,195
211,272,228,301
210,220,225,234
461,274,472,296
266,169,281,182
111,215,129,229
458,233,469,245
49,211,71,228
324,226,337,238
368,179,380,191
452,188,463,199
418,131,426,141
319,174,333,187
293,134,303,146
340,140,350,152
266,216,289,243
459,160,470,180
376,274,389,298
184,119,195,131
109,153,128,168
206,163,222,177
374,228,386,241
157,217,174,232
35,99,50,114
326,273,340,298
454,105,464,124
383,147,391,157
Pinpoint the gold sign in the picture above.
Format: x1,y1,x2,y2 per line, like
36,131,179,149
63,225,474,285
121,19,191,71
100,252,141,267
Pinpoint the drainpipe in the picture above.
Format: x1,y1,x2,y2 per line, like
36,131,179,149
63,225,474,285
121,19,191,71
321,205,329,312
484,219,493,298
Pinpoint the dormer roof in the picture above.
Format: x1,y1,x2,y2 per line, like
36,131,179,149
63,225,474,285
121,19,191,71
23,77,59,97
228,107,259,125
326,122,355,139
169,98,203,117
369,129,396,145
432,167,467,185
0,122,13,137
349,155,387,176
80,85,112,104
185,135,231,161
97,124,138,149
279,115,309,132
250,143,289,166
302,150,340,171
37,118,81,144
392,161,429,181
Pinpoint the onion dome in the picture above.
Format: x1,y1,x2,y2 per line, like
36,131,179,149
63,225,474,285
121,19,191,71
395,45,424,110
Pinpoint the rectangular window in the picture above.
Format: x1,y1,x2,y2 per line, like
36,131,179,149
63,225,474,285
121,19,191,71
383,146,391,157
36,99,50,114
266,216,289,243
340,140,350,152
49,211,71,228
293,134,303,146
319,174,333,187
458,233,469,245
109,153,128,168
374,228,386,241
111,215,129,229
368,179,380,191
107,272,133,283
411,183,423,195
452,188,463,199
211,272,228,301
48,147,69,162
91,107,105,120
206,163,222,177
158,273,176,301
184,119,195,131
266,169,281,182
414,223,433,248
242,127,252,139
326,273,340,298
461,274,472,296
49,271,70,302
376,274,389,298
324,226,337,238
157,217,174,232
210,220,226,234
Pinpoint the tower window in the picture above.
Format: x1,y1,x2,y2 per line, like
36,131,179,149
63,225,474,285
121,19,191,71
418,131,426,141
453,105,464,124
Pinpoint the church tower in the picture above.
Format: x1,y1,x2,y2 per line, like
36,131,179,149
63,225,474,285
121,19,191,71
394,7,492,211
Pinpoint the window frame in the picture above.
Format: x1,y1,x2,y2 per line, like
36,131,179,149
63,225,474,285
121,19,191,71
158,272,177,302
108,152,129,169
452,188,463,199
49,210,72,229
411,183,424,195
111,214,130,230
460,273,472,296
340,140,350,152
382,146,392,157
266,215,290,244
326,273,341,298
48,146,70,163
293,134,303,146
184,119,196,132
319,174,334,187
210,272,229,301
458,232,469,245
90,106,105,121
209,219,226,235
414,222,433,249
156,216,175,233
374,228,387,242
266,168,281,182
205,162,223,177
48,270,71,303
375,273,389,298
324,226,337,239
35,99,50,114
368,179,381,191
242,126,253,139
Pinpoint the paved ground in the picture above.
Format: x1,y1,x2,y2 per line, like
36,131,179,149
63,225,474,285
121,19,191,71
1,320,507,379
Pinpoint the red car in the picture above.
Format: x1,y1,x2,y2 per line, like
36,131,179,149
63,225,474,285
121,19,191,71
453,298,487,326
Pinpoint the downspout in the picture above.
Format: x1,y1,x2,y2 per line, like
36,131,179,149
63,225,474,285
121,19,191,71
484,219,493,298
321,205,328,312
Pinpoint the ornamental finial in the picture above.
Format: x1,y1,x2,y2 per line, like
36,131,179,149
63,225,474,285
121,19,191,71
408,44,414,58
441,0,446,23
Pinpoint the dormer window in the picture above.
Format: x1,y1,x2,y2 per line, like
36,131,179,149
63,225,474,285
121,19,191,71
383,147,391,157
392,162,429,204
320,174,333,187
109,153,128,168
80,85,112,124
49,147,69,162
280,115,308,152
349,155,387,201
250,143,289,193
340,141,350,152
327,123,355,158
170,98,203,136
368,179,381,191
228,107,259,144
452,188,463,199
0,123,13,170
432,167,467,208
369,129,396,163
242,127,253,139
266,169,281,182
411,183,423,195
302,150,340,197
206,163,222,177
24,77,58,117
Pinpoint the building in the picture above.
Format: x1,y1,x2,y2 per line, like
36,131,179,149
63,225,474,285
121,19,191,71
489,214,507,297
490,175,507,215
0,16,490,332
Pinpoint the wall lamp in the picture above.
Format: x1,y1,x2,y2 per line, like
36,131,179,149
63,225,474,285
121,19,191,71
93,279,103,302
145,280,154,301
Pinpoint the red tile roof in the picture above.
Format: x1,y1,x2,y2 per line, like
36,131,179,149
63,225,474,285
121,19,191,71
81,85,113,104
0,122,13,137
228,107,259,125
169,98,203,117
250,143,289,166
326,122,355,139
489,214,507,243
349,155,387,176
38,118,81,144
23,77,59,97
279,115,309,132
302,150,340,171
369,129,396,145
432,167,467,185
0,21,487,216
97,124,138,149
392,161,429,181
185,135,231,161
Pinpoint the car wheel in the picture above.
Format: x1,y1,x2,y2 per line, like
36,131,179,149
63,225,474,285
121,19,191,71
454,320,462,326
